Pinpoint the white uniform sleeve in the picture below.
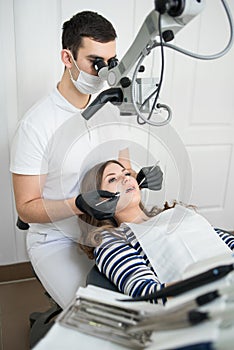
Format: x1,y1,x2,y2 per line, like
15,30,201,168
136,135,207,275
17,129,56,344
10,120,48,175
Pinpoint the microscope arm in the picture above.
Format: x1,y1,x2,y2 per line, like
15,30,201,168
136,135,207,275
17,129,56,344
82,88,123,120
82,0,205,122
103,1,205,87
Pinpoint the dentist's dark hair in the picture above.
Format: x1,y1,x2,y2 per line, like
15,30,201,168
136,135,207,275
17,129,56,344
62,11,117,59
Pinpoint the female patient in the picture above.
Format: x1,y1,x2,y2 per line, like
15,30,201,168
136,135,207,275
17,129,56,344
76,160,234,302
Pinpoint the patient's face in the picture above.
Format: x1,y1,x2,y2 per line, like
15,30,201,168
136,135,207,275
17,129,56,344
101,162,141,211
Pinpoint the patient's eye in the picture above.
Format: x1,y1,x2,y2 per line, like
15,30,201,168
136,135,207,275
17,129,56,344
108,177,117,183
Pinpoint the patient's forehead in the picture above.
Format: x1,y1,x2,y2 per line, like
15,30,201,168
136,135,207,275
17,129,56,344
102,162,125,178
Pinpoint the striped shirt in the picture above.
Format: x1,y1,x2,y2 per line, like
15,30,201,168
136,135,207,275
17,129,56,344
94,224,234,303
214,228,234,250
94,223,165,304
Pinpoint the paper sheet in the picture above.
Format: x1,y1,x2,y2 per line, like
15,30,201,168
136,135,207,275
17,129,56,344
127,205,231,283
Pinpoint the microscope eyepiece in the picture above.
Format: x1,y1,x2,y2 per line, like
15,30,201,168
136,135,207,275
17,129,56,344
93,58,107,72
108,57,119,69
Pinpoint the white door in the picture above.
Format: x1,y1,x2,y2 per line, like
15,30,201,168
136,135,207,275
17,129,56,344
160,0,234,230
132,0,234,230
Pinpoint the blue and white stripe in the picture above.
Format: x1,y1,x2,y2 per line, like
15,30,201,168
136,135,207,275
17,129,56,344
94,225,165,304
214,228,234,251
94,225,234,303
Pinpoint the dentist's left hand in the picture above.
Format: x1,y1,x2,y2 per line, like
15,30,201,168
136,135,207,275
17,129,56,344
75,190,120,220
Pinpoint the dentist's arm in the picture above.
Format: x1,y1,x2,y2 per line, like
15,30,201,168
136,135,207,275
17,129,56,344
12,173,82,224
118,148,136,177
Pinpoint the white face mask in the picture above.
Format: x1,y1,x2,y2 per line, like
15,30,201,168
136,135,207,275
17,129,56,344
69,54,105,95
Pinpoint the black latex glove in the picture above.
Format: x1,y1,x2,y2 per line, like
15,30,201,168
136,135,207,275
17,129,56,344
16,216,30,230
136,165,163,191
75,190,120,220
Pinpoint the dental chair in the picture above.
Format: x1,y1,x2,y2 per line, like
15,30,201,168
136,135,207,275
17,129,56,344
29,291,62,348
17,214,120,348
29,265,120,348
86,264,120,292
16,217,62,348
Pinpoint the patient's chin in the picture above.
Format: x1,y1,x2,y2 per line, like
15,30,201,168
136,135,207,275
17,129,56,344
116,193,140,212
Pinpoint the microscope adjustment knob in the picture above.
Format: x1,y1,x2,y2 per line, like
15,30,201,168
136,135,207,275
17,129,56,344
120,77,131,88
162,30,174,42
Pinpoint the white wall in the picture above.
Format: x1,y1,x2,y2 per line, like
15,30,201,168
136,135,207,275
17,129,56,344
0,0,234,264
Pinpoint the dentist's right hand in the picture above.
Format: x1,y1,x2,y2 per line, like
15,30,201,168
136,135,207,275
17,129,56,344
75,190,120,220
136,165,163,191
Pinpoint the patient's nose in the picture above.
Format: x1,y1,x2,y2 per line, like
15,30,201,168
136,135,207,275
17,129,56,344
120,174,130,184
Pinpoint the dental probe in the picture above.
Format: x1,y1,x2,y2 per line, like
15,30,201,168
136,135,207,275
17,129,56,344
138,161,160,187
95,192,120,207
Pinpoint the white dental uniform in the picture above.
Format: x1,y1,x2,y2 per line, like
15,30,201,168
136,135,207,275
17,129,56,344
10,86,129,308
